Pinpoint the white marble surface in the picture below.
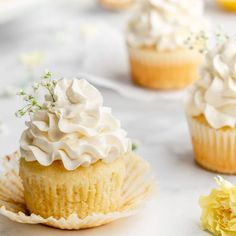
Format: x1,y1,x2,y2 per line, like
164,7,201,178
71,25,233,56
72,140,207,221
0,0,236,235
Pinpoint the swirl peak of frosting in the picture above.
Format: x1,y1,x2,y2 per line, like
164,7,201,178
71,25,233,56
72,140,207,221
20,78,131,170
126,0,209,51
185,37,236,129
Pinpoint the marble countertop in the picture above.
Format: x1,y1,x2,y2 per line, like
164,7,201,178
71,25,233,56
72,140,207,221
0,0,236,235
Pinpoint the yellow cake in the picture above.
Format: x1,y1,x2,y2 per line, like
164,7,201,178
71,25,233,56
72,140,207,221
126,0,208,89
17,74,132,220
128,46,203,89
20,156,126,219
185,36,236,174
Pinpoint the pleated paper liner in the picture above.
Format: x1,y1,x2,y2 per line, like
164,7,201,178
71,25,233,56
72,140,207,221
187,115,236,174
128,46,203,89
0,151,153,230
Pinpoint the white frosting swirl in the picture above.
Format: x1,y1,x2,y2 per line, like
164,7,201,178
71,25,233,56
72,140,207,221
20,79,131,170
185,39,236,129
127,0,208,51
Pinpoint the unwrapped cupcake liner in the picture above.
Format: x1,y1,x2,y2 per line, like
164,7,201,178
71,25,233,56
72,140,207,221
0,151,153,229
187,116,236,174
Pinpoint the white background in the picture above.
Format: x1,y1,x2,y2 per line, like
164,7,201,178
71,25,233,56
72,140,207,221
0,0,236,235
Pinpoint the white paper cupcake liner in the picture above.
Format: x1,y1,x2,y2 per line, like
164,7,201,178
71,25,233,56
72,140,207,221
187,116,236,174
128,46,203,66
0,151,153,229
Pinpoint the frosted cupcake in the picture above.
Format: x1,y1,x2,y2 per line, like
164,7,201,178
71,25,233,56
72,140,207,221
98,0,132,10
18,72,132,219
126,0,208,89
185,36,236,174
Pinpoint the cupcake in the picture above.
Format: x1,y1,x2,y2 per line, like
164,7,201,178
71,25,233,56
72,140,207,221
185,36,236,174
18,72,132,219
126,0,209,89
98,0,133,10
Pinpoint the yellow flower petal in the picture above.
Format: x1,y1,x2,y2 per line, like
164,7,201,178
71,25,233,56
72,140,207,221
200,177,236,235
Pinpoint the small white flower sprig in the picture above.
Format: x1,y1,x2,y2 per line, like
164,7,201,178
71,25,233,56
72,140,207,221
184,30,230,54
184,31,209,54
15,71,57,118
132,143,138,151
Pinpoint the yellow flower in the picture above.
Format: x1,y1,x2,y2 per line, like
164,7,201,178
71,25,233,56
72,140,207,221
217,0,236,12
200,176,236,236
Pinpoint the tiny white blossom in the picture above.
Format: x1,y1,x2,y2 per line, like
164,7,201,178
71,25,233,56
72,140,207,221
16,70,57,118
32,82,40,91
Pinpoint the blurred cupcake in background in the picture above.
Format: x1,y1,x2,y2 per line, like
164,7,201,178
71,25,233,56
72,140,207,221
98,0,133,10
217,0,236,12
126,0,209,90
185,35,236,174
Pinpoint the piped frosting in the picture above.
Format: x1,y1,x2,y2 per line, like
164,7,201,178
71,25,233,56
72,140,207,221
185,38,236,129
20,78,131,170
127,0,209,51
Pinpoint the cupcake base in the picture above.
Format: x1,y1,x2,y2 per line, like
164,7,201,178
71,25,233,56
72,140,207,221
0,151,153,229
187,116,236,174
20,157,126,220
128,46,203,90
